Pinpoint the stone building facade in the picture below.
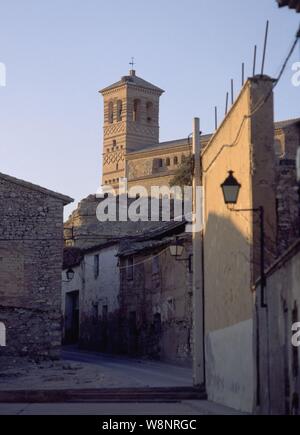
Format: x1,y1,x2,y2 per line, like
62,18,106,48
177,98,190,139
62,221,193,365
0,172,72,358
256,239,300,415
117,223,192,365
62,242,120,352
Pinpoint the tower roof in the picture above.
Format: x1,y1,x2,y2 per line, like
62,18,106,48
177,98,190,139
100,70,165,95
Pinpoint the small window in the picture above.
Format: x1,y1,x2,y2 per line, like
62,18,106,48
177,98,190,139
127,256,134,280
133,99,141,122
158,159,163,168
108,101,114,124
146,101,153,123
174,156,178,165
94,254,99,278
113,140,117,148
152,256,160,275
166,157,170,166
117,100,123,121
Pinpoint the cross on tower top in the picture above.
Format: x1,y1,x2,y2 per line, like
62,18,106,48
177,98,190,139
129,57,135,70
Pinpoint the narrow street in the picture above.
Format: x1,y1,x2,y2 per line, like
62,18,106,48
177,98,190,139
0,348,248,414
62,346,193,388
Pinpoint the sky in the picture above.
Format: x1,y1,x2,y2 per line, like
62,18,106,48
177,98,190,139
0,0,299,218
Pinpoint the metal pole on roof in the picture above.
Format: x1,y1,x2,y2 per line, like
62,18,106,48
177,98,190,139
253,45,257,76
225,92,229,115
261,21,269,76
192,117,205,388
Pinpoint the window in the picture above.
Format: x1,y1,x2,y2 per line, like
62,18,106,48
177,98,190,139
108,101,114,124
102,305,108,321
166,157,170,166
94,254,99,278
92,302,98,322
117,100,123,121
113,140,117,148
152,256,160,275
158,159,163,168
146,101,153,123
133,99,141,122
127,256,134,280
116,163,119,171
174,156,178,165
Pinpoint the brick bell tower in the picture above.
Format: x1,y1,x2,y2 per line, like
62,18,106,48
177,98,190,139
99,69,164,189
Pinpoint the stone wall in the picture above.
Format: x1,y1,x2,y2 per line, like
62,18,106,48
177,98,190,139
257,240,300,415
119,235,193,365
0,174,71,359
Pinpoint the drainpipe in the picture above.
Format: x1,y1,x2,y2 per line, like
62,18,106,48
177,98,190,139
192,118,205,387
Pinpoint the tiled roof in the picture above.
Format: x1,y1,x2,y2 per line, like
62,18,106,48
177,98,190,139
274,118,300,129
0,172,73,205
100,71,164,94
127,134,212,155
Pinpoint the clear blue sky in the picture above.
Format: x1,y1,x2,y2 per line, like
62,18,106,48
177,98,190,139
0,0,299,217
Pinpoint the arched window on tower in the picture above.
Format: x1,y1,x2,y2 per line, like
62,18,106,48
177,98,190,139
108,101,114,124
117,100,123,122
174,156,178,165
146,101,153,123
166,157,170,167
133,99,141,122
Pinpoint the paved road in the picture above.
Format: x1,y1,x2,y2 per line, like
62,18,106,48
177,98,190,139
62,346,193,388
0,401,246,415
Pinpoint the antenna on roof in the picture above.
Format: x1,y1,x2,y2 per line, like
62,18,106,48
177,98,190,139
253,45,257,77
261,20,269,76
215,106,218,130
242,62,245,86
231,79,234,105
225,92,229,115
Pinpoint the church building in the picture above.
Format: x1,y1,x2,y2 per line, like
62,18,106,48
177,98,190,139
99,69,300,196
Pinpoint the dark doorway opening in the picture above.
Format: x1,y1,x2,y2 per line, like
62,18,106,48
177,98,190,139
64,290,79,344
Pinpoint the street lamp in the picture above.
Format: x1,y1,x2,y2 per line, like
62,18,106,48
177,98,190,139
221,171,267,308
169,237,184,258
221,171,241,204
63,268,75,283
169,237,193,273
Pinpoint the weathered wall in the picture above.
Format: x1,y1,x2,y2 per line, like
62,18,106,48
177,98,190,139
201,76,277,412
257,240,300,415
119,237,193,365
0,175,68,359
62,244,120,352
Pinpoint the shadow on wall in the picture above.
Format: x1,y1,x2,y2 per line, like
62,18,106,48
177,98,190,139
204,212,258,414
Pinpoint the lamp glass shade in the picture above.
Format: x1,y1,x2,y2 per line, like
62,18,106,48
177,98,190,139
169,242,184,257
221,171,241,205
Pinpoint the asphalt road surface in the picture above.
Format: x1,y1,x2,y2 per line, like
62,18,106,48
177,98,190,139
62,346,193,388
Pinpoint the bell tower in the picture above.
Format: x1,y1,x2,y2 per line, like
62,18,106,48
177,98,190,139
100,70,164,188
